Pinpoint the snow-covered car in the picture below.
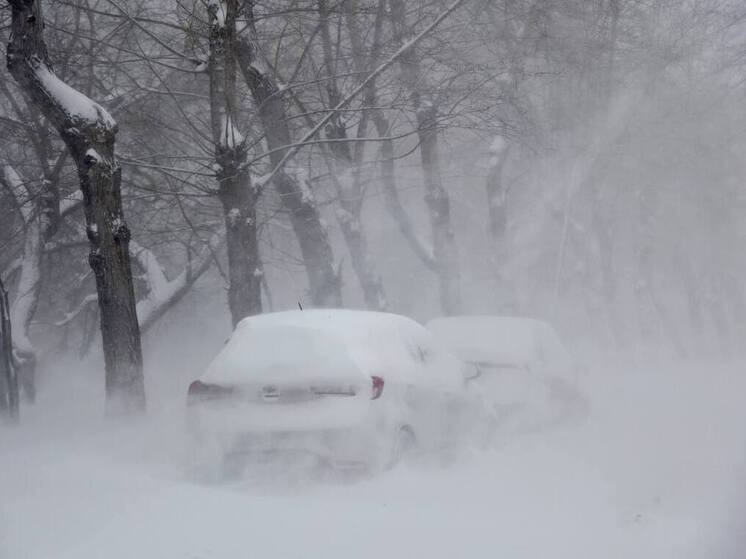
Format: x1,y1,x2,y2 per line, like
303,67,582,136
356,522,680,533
187,309,479,476
426,316,586,432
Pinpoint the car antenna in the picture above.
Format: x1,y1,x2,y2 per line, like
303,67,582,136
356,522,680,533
298,301,303,311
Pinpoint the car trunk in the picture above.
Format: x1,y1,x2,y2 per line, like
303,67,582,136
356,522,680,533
194,325,377,425
189,374,375,431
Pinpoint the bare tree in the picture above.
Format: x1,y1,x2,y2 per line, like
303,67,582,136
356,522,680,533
388,0,462,314
347,0,441,273
0,165,45,401
6,0,144,411
235,2,342,308
2,0,741,371
316,0,387,310
206,0,262,325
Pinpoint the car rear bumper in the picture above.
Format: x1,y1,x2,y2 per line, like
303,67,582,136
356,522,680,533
188,411,392,473
228,427,380,467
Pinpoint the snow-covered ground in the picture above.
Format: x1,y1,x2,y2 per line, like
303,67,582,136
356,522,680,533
2,361,745,559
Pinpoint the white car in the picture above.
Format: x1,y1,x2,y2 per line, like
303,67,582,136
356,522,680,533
426,316,586,432
187,309,479,476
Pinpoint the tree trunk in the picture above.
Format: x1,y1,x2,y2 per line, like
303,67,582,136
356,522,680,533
0,276,19,422
9,211,41,402
236,11,341,308
417,106,462,314
207,0,262,327
485,137,510,242
592,194,626,349
484,136,517,313
7,0,144,412
217,147,262,325
332,170,387,310
389,0,461,314
368,85,437,271
633,189,685,359
318,0,387,310
0,86,69,401
0,164,43,402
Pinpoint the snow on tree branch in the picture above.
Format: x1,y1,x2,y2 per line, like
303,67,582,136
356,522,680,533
219,114,245,149
0,164,32,222
34,64,116,131
59,191,83,217
130,234,223,332
55,294,98,327
207,0,227,27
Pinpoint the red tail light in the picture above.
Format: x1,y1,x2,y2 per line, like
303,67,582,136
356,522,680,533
187,380,234,403
371,376,384,400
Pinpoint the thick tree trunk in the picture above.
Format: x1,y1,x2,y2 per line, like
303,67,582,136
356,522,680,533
7,0,144,412
217,147,262,325
0,277,19,421
271,174,341,307
207,0,262,327
82,152,145,408
236,17,341,308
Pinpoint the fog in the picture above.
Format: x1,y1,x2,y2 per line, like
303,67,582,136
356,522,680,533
2,0,746,557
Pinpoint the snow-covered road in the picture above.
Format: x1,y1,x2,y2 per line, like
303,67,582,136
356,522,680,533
2,363,745,559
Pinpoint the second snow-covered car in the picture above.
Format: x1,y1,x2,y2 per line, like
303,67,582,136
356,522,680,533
426,316,586,432
187,309,480,476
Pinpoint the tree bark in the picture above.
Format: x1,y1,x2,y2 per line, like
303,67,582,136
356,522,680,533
236,7,341,308
207,0,262,327
6,0,144,412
